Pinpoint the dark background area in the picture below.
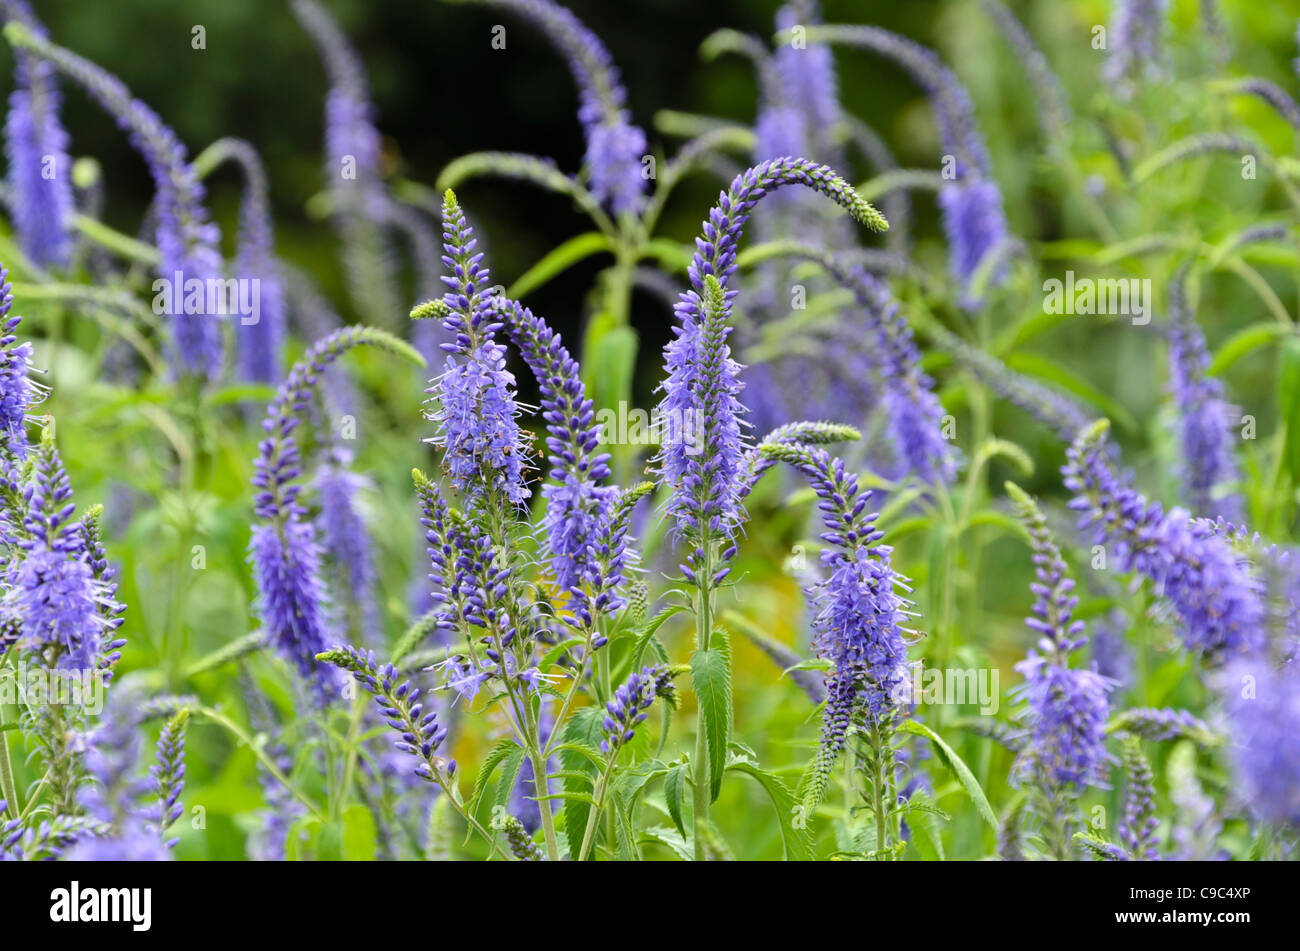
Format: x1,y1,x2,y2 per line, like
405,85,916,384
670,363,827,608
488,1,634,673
2,0,943,375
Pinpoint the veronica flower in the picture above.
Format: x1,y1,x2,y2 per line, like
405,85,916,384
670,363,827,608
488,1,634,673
6,438,118,672
290,0,400,327
1219,656,1300,828
760,442,914,805
659,158,885,554
315,451,381,646
976,0,1071,139
772,2,841,164
807,26,1008,307
822,260,955,484
601,664,676,755
148,711,188,847
199,138,286,384
6,23,224,378
319,645,456,783
1105,0,1170,98
0,266,41,463
1063,421,1265,659
1007,484,1112,792
424,192,530,507
251,326,419,693
1,1,74,268
470,0,647,215
502,814,545,861
1167,266,1241,521
1118,739,1159,860
62,820,173,862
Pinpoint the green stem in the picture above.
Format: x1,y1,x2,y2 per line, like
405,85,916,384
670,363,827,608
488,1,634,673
0,699,19,819
196,705,325,822
578,761,616,861
691,538,715,861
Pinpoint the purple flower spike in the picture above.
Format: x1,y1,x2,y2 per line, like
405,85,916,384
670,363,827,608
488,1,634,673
7,23,224,377
1167,266,1241,521
469,0,648,215
1,2,74,268
1063,421,1264,659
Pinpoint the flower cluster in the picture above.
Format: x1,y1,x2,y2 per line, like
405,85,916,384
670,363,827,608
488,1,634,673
601,664,676,755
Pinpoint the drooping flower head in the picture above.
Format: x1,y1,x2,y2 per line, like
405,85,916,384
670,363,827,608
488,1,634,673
820,258,955,484
1064,421,1264,660
290,0,400,326
1105,0,1170,98
199,138,286,384
6,22,224,377
1,1,74,268
657,158,886,555
806,25,1009,307
424,191,530,507
250,326,422,693
467,0,648,216
1166,265,1240,521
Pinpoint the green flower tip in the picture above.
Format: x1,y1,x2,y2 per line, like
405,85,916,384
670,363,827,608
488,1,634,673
410,298,451,321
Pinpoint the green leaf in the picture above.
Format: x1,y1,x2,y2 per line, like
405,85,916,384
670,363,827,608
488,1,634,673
469,738,523,816
904,790,948,861
581,314,638,415
901,720,998,832
1208,322,1290,376
726,760,814,860
690,626,733,802
559,707,605,860
663,763,688,838
506,232,614,299
1279,336,1300,486
338,803,378,860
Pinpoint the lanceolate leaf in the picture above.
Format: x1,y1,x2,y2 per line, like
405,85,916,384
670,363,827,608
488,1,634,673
690,626,733,803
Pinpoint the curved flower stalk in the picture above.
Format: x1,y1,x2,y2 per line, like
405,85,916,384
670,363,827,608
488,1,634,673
1063,420,1264,659
817,256,955,484
192,138,287,384
1109,707,1215,746
1166,265,1241,521
424,190,530,507
1167,739,1223,860
1005,483,1111,859
976,0,1071,140
759,441,915,822
0,1,74,268
922,320,1090,444
1104,0,1170,99
453,0,648,217
659,158,886,549
805,24,1008,308
315,449,381,647
5,22,224,378
249,326,423,694
290,0,401,327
